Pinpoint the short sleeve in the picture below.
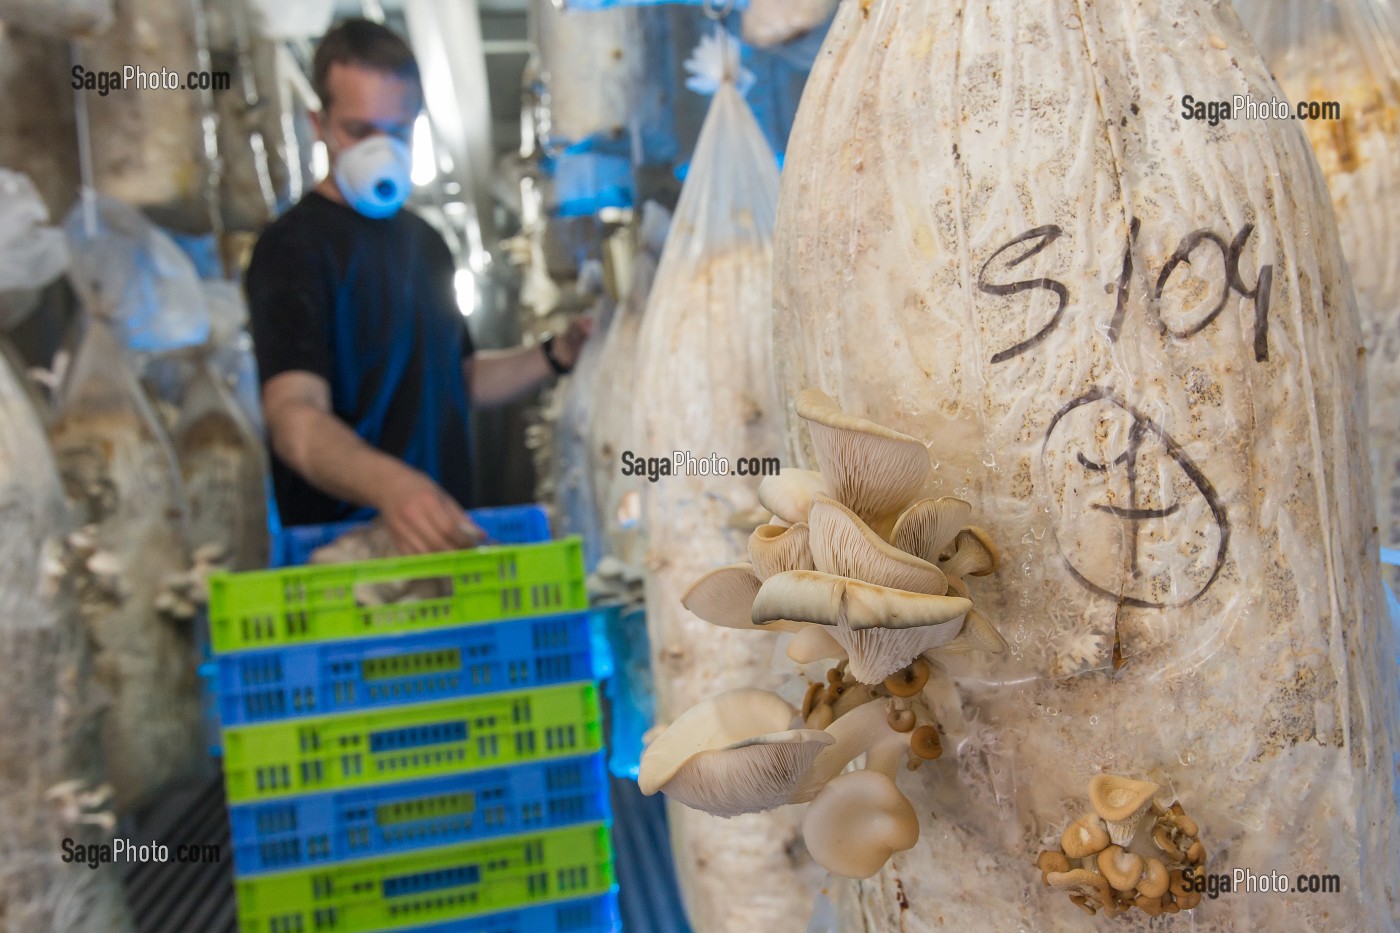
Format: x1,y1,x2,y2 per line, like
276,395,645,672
244,221,334,385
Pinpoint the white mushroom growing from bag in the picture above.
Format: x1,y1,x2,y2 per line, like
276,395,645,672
642,390,1010,881
771,0,1400,929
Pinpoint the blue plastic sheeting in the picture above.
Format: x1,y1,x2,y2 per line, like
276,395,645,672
595,604,652,780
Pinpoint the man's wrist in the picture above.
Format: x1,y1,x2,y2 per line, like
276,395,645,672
540,333,571,376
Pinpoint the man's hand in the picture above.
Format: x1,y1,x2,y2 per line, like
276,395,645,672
550,315,594,371
374,468,480,555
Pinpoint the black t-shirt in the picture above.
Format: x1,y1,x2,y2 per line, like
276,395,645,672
245,191,475,526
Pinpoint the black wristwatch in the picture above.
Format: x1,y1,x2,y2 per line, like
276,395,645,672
540,333,572,376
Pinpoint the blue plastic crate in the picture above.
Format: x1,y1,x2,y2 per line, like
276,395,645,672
274,505,552,568
214,611,595,727
396,891,619,933
228,753,610,875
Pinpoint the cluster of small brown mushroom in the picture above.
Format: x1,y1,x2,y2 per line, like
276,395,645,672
1037,774,1207,918
639,390,1007,879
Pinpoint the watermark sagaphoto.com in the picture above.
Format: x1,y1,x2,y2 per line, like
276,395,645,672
62,837,222,870
1181,93,1342,127
1184,866,1343,899
620,450,781,483
72,64,232,97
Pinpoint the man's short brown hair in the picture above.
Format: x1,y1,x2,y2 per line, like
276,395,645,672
312,18,421,109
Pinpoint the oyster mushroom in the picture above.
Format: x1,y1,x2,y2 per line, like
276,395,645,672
790,694,913,802
890,496,972,565
757,468,828,524
1089,774,1161,846
793,389,930,535
639,688,834,817
748,522,814,581
682,563,803,633
1037,850,1071,884
751,570,971,682
808,494,948,594
1138,857,1171,899
940,527,999,578
928,609,1007,656
1098,845,1146,892
788,624,848,664
883,658,931,697
801,768,919,879
1061,813,1111,859
908,724,942,760
1046,869,1116,917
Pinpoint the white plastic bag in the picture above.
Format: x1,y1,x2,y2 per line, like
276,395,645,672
741,0,836,48
0,0,112,37
633,53,819,932
48,316,203,813
63,196,210,353
1235,0,1400,583
550,297,613,570
591,201,670,570
0,341,132,932
0,169,68,330
774,0,1399,929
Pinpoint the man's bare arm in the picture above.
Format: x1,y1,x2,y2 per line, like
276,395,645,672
262,371,475,554
466,317,595,407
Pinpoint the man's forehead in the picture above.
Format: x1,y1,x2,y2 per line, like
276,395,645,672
324,61,421,120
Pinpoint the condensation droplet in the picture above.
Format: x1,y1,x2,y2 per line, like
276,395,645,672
1089,715,1100,726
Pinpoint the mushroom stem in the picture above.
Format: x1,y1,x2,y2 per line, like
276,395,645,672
790,697,895,802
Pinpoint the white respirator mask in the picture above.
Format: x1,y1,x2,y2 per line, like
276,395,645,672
332,135,413,219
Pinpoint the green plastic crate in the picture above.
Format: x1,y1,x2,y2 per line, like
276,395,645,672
222,683,602,803
209,538,588,654
235,822,613,933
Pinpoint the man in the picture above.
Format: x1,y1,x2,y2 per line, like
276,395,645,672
247,18,588,554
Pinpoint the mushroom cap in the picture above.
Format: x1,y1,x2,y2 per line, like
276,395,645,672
908,724,942,760
794,390,930,528
749,522,814,581
930,609,1007,656
1036,850,1071,880
638,688,834,816
1138,857,1171,899
1097,845,1145,892
683,563,802,634
891,496,972,565
941,526,1000,578
801,769,920,879
1089,774,1161,841
1046,869,1113,909
787,624,848,664
751,570,972,682
808,494,948,594
757,468,828,524
882,659,930,698
1061,813,1111,858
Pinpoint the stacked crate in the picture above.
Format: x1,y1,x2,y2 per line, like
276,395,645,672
208,507,619,933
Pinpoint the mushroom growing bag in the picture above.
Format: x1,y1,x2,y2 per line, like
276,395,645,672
1234,0,1400,586
48,317,204,813
592,201,670,570
773,0,1400,929
633,78,821,931
0,347,133,932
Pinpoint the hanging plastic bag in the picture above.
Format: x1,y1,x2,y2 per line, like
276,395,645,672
632,32,820,933
48,315,205,813
0,169,69,331
741,0,835,48
592,201,671,571
0,0,112,38
0,338,134,932
1235,0,1400,589
551,296,614,570
171,351,270,572
202,280,265,435
63,196,211,353
773,0,1399,928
